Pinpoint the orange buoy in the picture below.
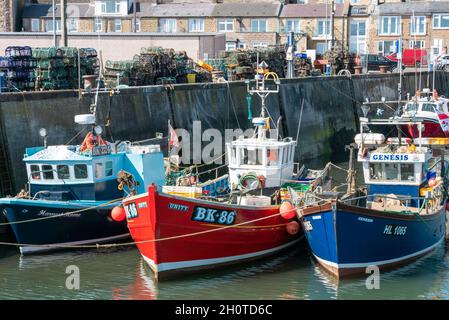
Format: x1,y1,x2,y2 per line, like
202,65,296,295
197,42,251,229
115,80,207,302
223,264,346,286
286,221,300,235
111,205,126,222
280,201,296,220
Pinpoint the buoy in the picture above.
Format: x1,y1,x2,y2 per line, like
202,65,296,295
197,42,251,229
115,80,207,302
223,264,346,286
428,178,437,187
280,201,296,220
446,202,449,212
286,221,300,235
111,205,126,222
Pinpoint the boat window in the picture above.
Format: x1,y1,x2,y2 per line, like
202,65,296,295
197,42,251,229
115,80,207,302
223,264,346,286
57,165,70,180
267,148,279,166
369,163,383,180
400,164,415,182
105,161,113,177
242,148,263,165
405,102,418,113
384,163,399,181
42,165,54,180
286,147,290,165
30,165,41,180
421,103,436,113
95,163,104,179
230,147,236,165
74,164,88,179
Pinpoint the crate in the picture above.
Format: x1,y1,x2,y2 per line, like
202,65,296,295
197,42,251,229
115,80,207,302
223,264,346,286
162,186,203,198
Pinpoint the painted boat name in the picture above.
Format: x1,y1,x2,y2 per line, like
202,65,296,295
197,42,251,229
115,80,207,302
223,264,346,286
37,210,81,218
169,203,189,212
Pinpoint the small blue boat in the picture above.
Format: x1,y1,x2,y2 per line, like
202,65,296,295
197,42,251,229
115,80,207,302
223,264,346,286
294,116,448,277
0,113,166,255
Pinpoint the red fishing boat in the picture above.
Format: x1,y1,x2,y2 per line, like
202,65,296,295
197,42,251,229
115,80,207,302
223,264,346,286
122,64,308,279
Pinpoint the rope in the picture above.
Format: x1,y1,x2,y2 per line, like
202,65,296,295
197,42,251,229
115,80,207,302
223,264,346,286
0,199,323,250
0,197,124,226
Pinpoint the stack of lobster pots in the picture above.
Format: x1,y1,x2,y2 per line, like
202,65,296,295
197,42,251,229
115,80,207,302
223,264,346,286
0,46,36,92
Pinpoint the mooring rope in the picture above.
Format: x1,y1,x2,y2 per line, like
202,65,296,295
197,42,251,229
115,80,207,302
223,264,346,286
0,197,124,226
0,199,323,250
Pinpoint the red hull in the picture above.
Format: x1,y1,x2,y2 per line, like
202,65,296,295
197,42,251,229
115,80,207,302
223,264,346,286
402,121,446,138
123,185,302,279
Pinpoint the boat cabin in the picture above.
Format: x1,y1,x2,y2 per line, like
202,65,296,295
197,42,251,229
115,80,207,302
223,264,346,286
226,136,296,189
24,142,166,201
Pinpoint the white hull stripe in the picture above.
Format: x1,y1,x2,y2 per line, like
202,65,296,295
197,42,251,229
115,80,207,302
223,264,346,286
314,236,444,270
142,237,303,273
19,233,130,254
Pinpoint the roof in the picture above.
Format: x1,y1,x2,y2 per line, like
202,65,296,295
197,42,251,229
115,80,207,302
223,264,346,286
22,3,94,19
24,146,90,162
280,4,346,18
349,5,369,16
139,3,215,17
212,3,282,17
377,2,449,15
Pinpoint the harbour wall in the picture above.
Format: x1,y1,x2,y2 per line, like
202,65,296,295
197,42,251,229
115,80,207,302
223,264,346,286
0,71,447,194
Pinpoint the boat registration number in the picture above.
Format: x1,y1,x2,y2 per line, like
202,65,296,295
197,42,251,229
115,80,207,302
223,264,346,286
124,203,139,219
383,224,407,236
191,206,236,225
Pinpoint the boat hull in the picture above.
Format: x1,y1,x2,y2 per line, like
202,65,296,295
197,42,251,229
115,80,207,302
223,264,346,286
0,199,129,255
300,202,447,277
124,186,302,279
402,121,446,138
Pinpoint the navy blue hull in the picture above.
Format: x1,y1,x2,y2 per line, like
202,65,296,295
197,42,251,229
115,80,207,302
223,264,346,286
301,202,447,277
1,200,129,255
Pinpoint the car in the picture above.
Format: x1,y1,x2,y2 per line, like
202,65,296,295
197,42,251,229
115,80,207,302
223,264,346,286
386,49,428,67
360,54,401,73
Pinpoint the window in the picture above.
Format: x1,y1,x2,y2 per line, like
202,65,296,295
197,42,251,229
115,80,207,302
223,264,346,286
57,165,70,180
189,19,204,32
218,19,234,32
316,42,328,55
379,16,400,35
105,161,113,176
267,149,279,166
30,165,41,180
378,40,396,55
433,14,449,29
45,19,61,32
316,19,330,37
133,18,140,32
410,40,425,49
68,18,78,32
31,19,39,32
159,19,177,33
384,163,399,181
94,17,103,32
253,42,268,48
285,19,300,33
101,0,121,14
251,19,267,32
411,16,426,35
42,165,54,180
114,19,122,32
422,103,436,112
401,164,415,182
350,21,366,36
225,42,236,51
95,163,104,179
369,163,383,180
74,164,88,179
242,148,263,165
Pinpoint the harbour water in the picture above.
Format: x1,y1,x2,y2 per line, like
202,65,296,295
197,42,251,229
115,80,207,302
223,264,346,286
1,157,449,300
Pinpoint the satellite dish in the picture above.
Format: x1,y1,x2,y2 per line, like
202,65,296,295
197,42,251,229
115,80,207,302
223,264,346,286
75,114,96,125
94,125,103,136
39,128,47,137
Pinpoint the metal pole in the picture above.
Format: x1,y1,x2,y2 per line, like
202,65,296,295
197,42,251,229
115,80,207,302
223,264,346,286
325,0,328,51
52,0,56,46
61,0,67,47
133,0,137,32
331,0,335,48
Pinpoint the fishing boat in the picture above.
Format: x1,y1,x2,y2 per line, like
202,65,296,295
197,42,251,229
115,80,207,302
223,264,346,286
399,88,449,138
291,114,448,278
122,64,310,279
0,112,166,255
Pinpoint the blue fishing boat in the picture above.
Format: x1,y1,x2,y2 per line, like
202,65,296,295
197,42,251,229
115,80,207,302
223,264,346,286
292,115,448,277
0,113,166,255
